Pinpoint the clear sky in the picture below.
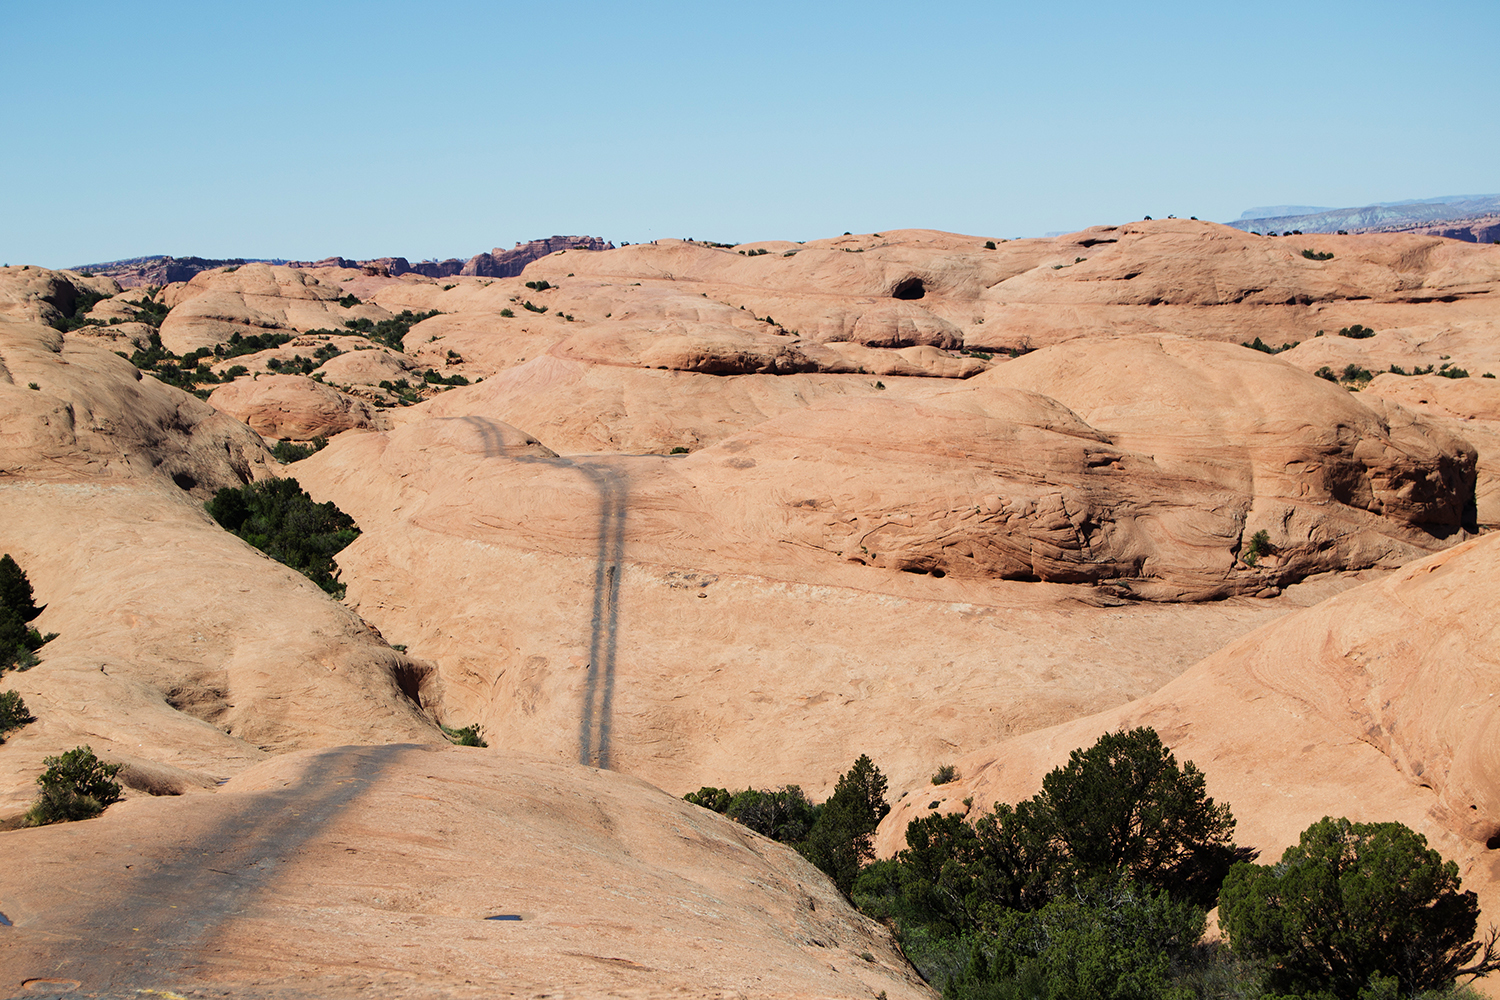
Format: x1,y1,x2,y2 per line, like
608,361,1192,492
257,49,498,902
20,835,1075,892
3,1,1496,267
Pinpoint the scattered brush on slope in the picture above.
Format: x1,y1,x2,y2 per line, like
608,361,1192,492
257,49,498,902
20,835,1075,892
205,478,360,597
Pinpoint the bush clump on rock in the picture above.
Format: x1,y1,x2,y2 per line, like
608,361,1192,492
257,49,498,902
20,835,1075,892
24,745,123,826
854,727,1246,993
0,689,35,742
0,553,56,671
205,478,360,597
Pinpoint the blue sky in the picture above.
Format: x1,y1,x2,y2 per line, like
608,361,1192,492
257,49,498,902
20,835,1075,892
3,1,1496,266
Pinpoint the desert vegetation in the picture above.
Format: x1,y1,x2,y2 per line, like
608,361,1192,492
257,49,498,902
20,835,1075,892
272,436,329,464
1221,818,1500,999
441,723,488,747
1,553,56,672
204,478,360,596
690,728,1496,999
0,690,35,743
330,308,441,352
24,746,123,826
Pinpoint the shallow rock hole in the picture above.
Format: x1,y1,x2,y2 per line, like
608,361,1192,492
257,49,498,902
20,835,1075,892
890,277,926,300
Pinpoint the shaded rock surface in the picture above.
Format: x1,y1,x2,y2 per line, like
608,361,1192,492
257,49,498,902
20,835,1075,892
0,745,932,1000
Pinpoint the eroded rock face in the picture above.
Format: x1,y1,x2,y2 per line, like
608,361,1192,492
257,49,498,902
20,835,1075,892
0,314,275,495
382,335,1475,600
460,235,614,277
207,374,378,440
1363,373,1500,527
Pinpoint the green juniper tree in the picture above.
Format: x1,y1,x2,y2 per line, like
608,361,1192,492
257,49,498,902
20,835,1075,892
1220,817,1500,999
800,754,890,896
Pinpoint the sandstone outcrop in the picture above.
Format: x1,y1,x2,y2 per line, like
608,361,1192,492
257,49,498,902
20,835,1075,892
460,235,614,277
0,268,442,826
0,313,274,495
1363,372,1500,527
4,223,1499,996
207,373,378,440
158,263,389,353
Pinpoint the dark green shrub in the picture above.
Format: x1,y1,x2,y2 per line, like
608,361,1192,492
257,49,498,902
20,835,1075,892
1242,337,1296,354
521,301,547,314
946,872,1207,1000
1438,363,1471,379
499,308,515,318
1220,817,1500,999
1242,529,1271,566
684,786,733,812
271,437,329,464
340,309,440,351
337,293,361,307
1302,249,1335,261
50,287,109,332
0,690,35,741
0,554,55,671
441,723,487,747
669,446,689,455
1026,727,1242,908
727,785,818,843
0,553,41,621
24,745,123,825
422,368,469,386
1316,366,1339,381
1342,363,1375,383
524,280,553,291
1339,324,1377,339
932,764,959,785
204,477,359,596
984,240,997,249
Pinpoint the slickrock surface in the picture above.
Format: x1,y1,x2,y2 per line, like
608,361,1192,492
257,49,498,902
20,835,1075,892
881,531,1500,929
0,745,932,1000
207,373,379,440
3,220,1499,997
292,411,1377,796
0,272,440,823
159,264,384,354
0,314,273,496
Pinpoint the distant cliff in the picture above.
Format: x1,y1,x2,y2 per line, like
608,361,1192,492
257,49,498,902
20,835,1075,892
69,255,287,288
1227,195,1500,240
283,237,615,278
72,236,616,286
459,236,615,277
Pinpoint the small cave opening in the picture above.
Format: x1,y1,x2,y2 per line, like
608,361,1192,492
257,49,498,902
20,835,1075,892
891,277,926,300
172,472,198,492
1488,834,1500,851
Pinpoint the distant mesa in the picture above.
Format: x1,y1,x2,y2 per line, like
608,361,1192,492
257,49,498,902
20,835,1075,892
458,236,615,278
70,236,616,286
68,255,288,288
1228,193,1500,242
1236,205,1335,220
